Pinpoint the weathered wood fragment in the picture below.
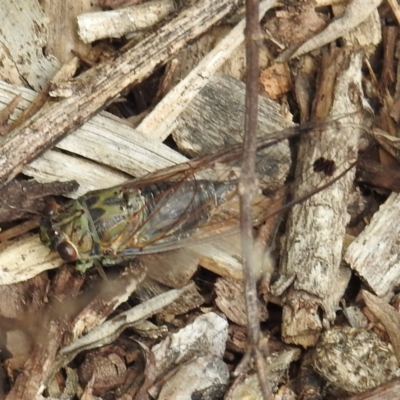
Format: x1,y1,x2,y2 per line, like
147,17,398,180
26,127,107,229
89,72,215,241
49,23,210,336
271,49,371,347
345,192,400,298
77,0,176,43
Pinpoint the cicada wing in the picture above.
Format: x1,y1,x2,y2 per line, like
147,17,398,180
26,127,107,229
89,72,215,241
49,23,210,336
114,190,279,257
110,114,366,258
113,176,239,253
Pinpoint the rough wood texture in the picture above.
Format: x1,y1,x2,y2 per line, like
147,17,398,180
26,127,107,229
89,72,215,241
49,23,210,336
0,0,59,90
77,0,176,43
270,49,371,347
0,80,185,196
346,378,400,400
173,73,292,189
0,0,244,187
345,192,400,297
41,0,91,63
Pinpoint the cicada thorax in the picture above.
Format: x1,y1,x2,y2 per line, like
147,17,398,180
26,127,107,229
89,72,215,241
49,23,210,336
40,199,95,266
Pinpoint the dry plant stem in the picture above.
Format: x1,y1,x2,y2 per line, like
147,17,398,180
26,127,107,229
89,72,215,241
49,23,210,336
240,0,272,398
0,0,243,187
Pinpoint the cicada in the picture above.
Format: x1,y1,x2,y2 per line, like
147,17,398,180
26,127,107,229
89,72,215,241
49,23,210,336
39,119,351,272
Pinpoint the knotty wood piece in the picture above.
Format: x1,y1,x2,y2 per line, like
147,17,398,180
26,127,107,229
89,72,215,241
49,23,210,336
271,49,371,347
0,0,243,187
345,192,400,297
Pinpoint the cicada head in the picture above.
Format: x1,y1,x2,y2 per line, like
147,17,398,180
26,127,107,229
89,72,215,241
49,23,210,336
40,200,96,272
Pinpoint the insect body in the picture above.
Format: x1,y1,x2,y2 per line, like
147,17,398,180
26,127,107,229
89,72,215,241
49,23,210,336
40,178,238,272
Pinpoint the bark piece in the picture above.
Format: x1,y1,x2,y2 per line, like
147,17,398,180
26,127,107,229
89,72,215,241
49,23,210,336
362,290,400,363
0,179,78,223
346,378,400,400
271,49,371,347
173,73,292,191
0,236,65,285
357,158,400,192
78,351,126,394
313,327,400,394
137,0,276,141
134,277,204,321
345,192,400,297
143,312,229,398
215,277,268,327
0,79,185,196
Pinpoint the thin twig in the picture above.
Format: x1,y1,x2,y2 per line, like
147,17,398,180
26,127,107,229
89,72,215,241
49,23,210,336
239,0,272,398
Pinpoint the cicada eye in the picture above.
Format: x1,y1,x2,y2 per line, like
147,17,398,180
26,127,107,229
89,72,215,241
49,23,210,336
56,242,78,262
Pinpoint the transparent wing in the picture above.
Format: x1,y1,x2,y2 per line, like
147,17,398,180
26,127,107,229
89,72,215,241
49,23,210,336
103,116,364,257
